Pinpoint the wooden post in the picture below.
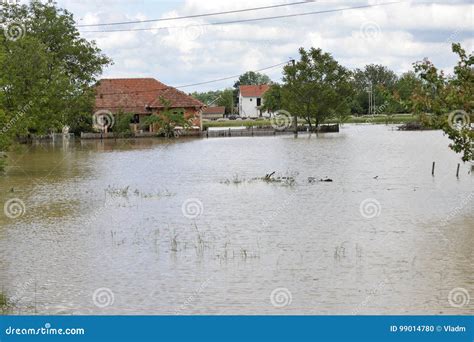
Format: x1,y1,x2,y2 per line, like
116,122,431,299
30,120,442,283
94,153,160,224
432,162,435,176
291,58,298,138
456,163,460,178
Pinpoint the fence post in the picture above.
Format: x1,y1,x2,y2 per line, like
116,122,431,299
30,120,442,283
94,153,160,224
432,162,435,176
456,163,460,178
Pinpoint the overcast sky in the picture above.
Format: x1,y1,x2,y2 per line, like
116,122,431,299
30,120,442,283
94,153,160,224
49,0,473,92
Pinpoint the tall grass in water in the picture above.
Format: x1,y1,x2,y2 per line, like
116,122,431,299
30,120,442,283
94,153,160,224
171,230,179,252
0,292,9,314
193,223,205,257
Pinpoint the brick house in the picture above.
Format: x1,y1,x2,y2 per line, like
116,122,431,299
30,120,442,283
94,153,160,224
94,78,205,132
202,106,226,120
238,85,270,118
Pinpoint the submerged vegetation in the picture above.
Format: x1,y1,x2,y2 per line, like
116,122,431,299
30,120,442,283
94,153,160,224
0,292,7,306
203,114,414,130
105,186,173,199
0,292,10,313
220,171,339,187
220,171,299,187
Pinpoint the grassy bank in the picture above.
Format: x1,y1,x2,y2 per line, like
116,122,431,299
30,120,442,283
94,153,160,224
203,114,416,129
329,114,415,124
0,292,8,313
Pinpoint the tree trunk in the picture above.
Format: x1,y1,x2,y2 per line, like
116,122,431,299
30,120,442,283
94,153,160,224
307,115,313,132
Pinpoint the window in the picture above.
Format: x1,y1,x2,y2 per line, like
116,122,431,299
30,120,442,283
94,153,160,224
257,98,261,106
250,98,253,102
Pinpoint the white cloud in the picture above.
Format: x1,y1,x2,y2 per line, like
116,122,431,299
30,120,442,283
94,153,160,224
64,0,474,91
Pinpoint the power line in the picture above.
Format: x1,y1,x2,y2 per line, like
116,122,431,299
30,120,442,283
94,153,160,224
96,61,289,97
81,2,401,33
77,1,314,27
175,61,288,89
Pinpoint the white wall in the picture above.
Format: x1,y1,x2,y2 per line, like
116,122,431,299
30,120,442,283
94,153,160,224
238,95,269,118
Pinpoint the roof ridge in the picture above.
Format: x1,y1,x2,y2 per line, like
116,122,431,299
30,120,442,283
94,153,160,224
95,78,204,112
100,77,159,80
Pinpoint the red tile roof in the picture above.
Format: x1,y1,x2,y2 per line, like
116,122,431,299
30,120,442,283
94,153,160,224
95,78,204,114
203,106,226,114
239,84,270,97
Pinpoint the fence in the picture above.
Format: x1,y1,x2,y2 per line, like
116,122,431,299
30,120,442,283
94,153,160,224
203,128,294,138
203,124,339,138
80,130,201,140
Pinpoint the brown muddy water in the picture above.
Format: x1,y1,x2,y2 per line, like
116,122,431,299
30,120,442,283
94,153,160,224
0,125,472,315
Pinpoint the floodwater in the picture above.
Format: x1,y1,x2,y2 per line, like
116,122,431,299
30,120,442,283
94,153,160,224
0,125,472,315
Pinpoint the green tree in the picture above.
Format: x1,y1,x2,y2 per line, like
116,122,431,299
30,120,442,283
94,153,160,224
113,112,134,137
393,71,421,113
0,1,111,147
191,88,235,114
261,83,282,114
142,98,188,138
412,43,473,161
215,88,235,114
281,47,353,130
352,64,398,114
233,71,271,89
190,90,222,105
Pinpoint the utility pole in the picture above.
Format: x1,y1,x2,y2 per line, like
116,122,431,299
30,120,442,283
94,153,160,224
368,82,374,116
372,82,375,115
290,58,298,137
368,84,371,116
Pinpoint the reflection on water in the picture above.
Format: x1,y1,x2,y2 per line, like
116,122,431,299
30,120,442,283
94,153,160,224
0,125,472,315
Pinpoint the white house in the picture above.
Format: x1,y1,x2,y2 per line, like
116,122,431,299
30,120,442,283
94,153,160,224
238,85,270,118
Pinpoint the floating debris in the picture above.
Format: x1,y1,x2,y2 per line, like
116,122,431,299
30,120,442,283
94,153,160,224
262,171,297,186
264,171,276,180
221,171,297,186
